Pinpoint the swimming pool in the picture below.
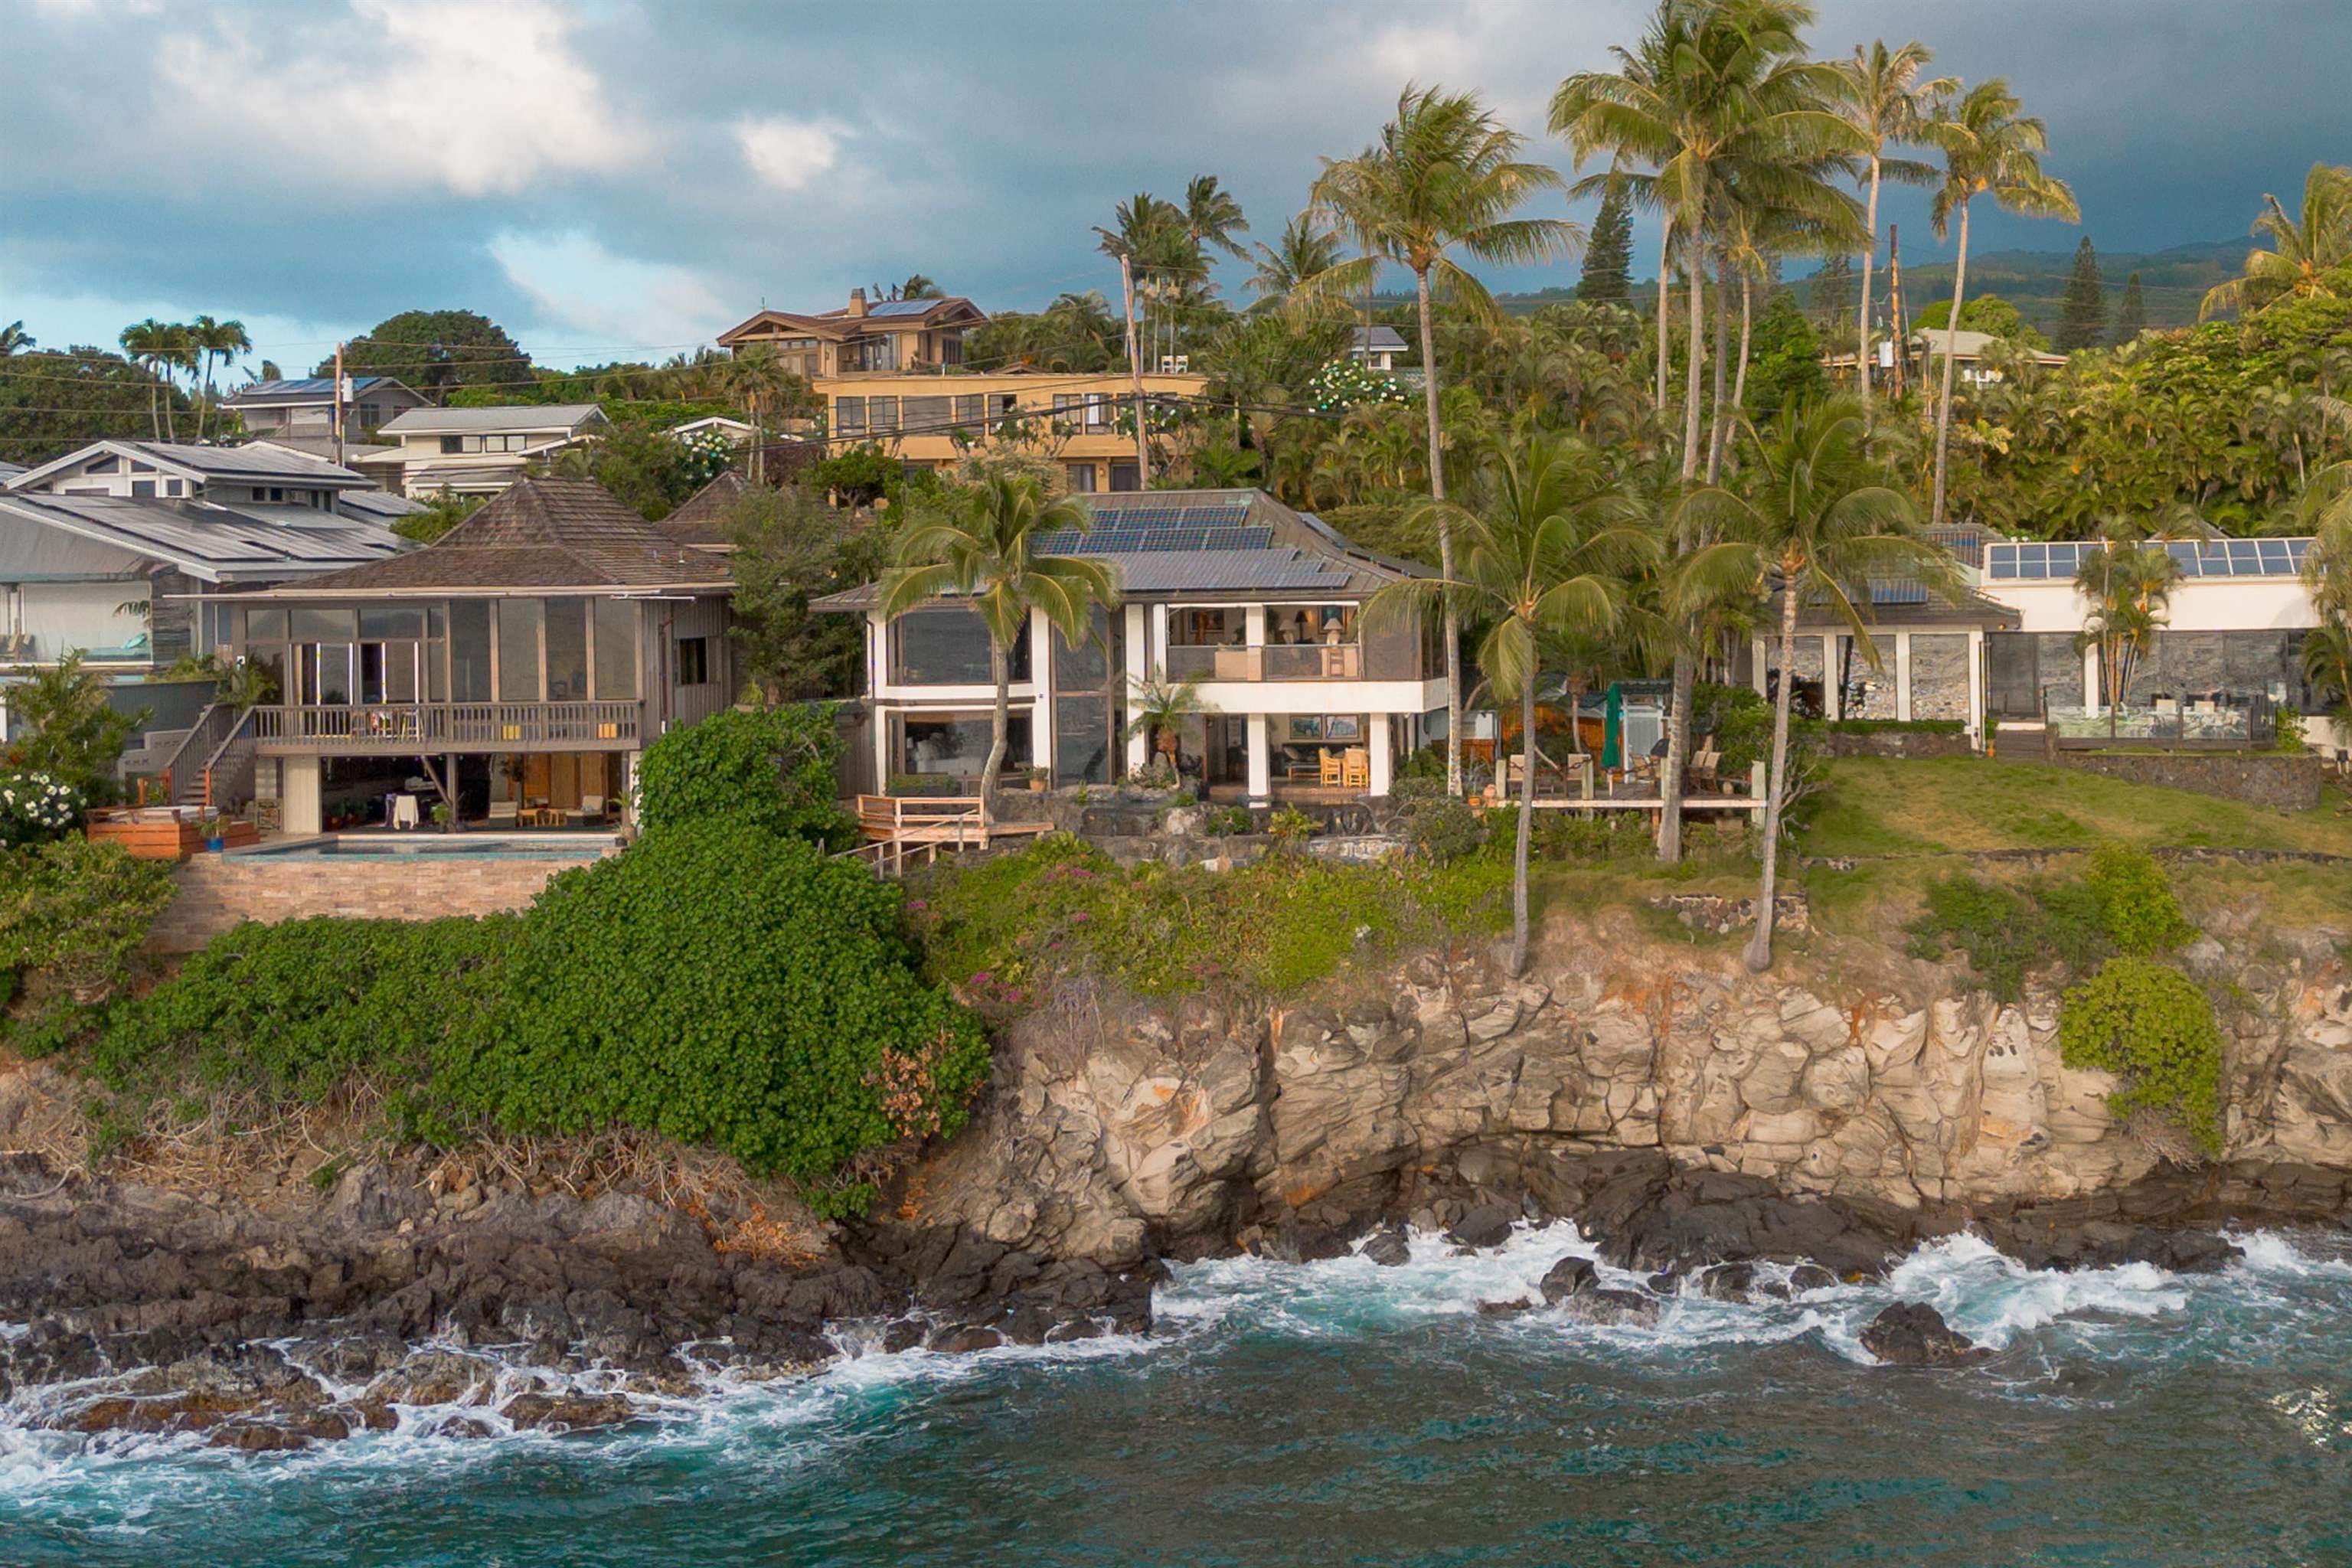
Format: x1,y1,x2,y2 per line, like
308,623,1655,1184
236,834,619,861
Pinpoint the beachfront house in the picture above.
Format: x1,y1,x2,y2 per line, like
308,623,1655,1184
372,404,612,499
816,488,1444,802
202,476,734,835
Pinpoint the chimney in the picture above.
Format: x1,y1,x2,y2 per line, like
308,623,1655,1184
846,287,867,318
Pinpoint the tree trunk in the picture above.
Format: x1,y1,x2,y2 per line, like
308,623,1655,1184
1744,577,1800,973
1657,652,1691,863
1733,273,1755,416
1655,217,1674,416
1858,157,1882,407
1416,267,1464,799
1681,243,1707,482
1930,201,1971,529
1511,669,1537,976
1707,250,1732,482
981,636,1011,818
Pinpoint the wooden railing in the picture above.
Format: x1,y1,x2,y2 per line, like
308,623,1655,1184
248,701,643,750
155,703,237,806
1164,643,1365,682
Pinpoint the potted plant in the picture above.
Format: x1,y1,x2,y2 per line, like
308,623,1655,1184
200,815,225,853
430,801,456,833
1023,764,1050,793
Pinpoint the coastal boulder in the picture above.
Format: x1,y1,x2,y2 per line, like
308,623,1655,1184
1860,1302,1978,1366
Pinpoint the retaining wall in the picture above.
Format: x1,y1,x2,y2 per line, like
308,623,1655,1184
149,851,609,952
2034,750,2324,812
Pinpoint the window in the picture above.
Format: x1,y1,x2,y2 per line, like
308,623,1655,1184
90,456,122,475
954,394,986,427
441,436,465,454
869,397,900,433
676,635,711,686
1064,462,1097,494
1109,460,1140,492
544,599,589,700
252,486,271,501
291,608,356,642
247,607,288,642
835,397,867,435
165,479,183,497
1085,394,1110,431
130,479,155,498
897,712,1032,778
593,599,637,698
498,598,543,701
449,600,492,701
890,606,1027,684
904,395,951,432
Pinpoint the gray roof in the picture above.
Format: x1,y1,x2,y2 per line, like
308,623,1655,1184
1351,325,1408,351
5,439,374,492
0,492,408,584
246,436,403,465
377,403,608,436
243,476,732,596
0,461,26,480
223,376,417,407
334,487,430,521
658,470,746,547
815,487,1417,610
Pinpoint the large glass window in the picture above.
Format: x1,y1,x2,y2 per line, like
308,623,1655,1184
903,395,950,431
292,607,355,642
544,599,590,701
497,599,543,702
897,712,1032,778
890,607,1027,684
593,599,637,698
245,607,288,644
449,601,492,701
309,644,351,706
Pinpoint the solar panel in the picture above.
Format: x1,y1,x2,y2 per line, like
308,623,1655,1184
865,299,937,317
1869,579,1929,605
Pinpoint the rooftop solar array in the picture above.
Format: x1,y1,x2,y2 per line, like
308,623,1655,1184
865,299,939,318
1986,537,2311,580
1080,502,1253,528
1036,524,1273,554
1867,577,1930,606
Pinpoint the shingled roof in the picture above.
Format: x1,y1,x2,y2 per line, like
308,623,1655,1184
241,476,734,598
657,470,746,548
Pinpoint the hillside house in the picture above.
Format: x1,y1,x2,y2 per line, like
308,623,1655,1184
372,404,611,498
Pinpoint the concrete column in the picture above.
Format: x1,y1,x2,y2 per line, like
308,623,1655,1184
1821,634,1843,720
1751,637,1769,697
1895,631,1914,722
1967,628,1987,744
2084,645,2103,715
1246,714,1271,805
1244,605,1266,645
1150,604,1170,679
283,754,322,837
1367,713,1392,797
1028,611,1053,772
1123,604,1149,774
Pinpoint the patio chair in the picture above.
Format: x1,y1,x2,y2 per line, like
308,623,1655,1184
1343,748,1370,791
1687,741,1721,794
580,794,606,823
1319,750,1346,787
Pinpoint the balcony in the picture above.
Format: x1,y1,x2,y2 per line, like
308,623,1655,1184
250,701,645,753
1165,643,1364,682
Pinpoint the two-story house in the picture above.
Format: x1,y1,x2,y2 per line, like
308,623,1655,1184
718,289,1210,494
220,377,429,443
817,488,1443,802
207,476,734,834
371,404,611,498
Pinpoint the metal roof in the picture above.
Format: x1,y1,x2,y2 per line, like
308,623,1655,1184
3,439,374,492
0,492,407,583
375,404,607,436
1351,325,1408,351
223,376,407,404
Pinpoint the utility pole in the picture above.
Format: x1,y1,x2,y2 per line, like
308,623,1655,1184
332,341,348,468
1885,227,1906,403
1119,252,1151,487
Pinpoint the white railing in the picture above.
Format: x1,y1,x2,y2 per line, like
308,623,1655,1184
249,701,644,750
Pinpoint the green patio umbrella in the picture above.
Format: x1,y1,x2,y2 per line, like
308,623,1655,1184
1602,682,1625,770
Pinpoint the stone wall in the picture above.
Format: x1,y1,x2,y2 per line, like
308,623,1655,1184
1816,728,1977,760
2037,751,2323,812
149,851,610,951
891,909,2352,1271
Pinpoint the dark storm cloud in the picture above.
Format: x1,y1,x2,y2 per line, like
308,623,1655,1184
2,0,2338,366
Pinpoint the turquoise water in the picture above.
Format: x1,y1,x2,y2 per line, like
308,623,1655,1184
239,835,613,861
5,1226,2350,1566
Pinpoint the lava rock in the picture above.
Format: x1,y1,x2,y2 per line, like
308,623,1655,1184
1447,1204,1517,1250
1477,1298,1536,1318
1787,1263,1838,1293
497,1392,637,1432
1560,1288,1659,1327
1860,1302,1978,1366
925,1324,1003,1355
1538,1257,1598,1305
1361,1229,1412,1267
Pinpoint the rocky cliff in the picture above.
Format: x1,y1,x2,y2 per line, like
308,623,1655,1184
879,905,2352,1276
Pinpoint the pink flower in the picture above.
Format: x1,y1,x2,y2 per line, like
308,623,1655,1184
906,899,928,912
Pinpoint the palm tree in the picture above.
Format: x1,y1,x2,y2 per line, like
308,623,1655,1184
898,274,944,300
1124,674,1212,775
879,475,1122,804
188,315,250,443
2300,616,2352,732
1182,175,1250,261
117,318,185,440
1921,79,2079,528
1302,84,1581,799
1673,396,1954,971
2072,529,2181,733
2200,164,2352,322
1246,214,1342,311
1834,41,1952,407
1369,431,1654,974
0,321,33,355
718,345,796,485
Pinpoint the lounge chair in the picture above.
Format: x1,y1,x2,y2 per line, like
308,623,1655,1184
579,794,606,824
486,799,518,828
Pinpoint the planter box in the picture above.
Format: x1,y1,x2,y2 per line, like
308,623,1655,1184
87,812,203,861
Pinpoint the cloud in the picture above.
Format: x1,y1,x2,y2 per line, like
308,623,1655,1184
156,0,642,198
735,115,850,193
488,230,727,350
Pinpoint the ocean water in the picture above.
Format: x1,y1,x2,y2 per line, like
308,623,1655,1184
5,1224,2350,1566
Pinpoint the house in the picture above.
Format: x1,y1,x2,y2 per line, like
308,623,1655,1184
816,488,1444,802
667,415,756,446
719,288,1210,493
1348,325,1408,371
715,288,988,378
1757,577,2022,740
0,480,407,744
371,404,611,498
221,377,428,441
7,439,380,511
207,476,735,835
1909,328,2069,387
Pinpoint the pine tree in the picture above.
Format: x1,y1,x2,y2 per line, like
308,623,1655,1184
1808,254,1855,337
2056,235,2106,352
1577,178,1634,309
2112,271,2146,345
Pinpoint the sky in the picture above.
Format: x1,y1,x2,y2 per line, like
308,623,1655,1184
5,0,2345,373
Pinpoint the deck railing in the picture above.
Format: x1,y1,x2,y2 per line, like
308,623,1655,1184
1164,643,1364,681
249,701,644,750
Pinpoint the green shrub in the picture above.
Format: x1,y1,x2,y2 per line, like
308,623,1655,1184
1390,779,1485,864
1905,871,2111,1001
1691,681,1824,778
2085,842,2194,956
2057,956,2225,1155
0,839,175,1041
633,702,850,846
1199,805,1255,837
1534,810,1658,864
0,771,85,847
442,821,985,1211
93,916,508,1099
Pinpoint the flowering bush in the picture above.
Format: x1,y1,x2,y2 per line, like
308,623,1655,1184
681,429,737,485
0,771,83,847
1305,357,1410,412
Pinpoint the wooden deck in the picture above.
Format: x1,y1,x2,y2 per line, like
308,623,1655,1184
841,795,1051,877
